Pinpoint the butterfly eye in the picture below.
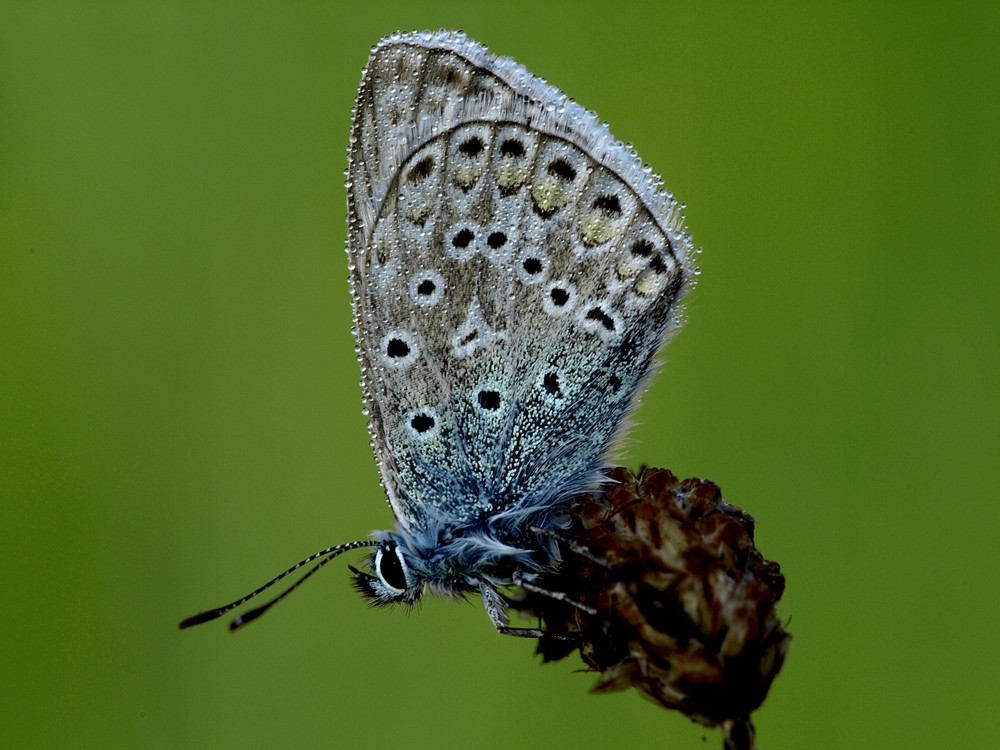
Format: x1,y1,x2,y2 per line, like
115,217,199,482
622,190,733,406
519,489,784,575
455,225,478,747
375,544,408,593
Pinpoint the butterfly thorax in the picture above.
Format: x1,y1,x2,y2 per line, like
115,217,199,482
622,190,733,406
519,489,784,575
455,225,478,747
352,506,567,606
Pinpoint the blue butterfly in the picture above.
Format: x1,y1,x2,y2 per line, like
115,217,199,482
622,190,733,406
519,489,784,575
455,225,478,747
181,30,692,637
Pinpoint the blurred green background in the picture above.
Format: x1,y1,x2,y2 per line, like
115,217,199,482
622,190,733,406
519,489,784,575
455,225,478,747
3,2,997,748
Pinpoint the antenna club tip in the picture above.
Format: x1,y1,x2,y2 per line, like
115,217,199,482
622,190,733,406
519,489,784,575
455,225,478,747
179,611,218,630
229,603,272,631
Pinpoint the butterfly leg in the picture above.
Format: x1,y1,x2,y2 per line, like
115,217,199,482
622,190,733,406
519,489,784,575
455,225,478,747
528,525,612,568
513,575,599,616
479,582,577,640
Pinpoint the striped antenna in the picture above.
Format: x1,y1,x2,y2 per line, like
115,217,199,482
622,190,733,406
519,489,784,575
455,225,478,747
179,540,379,631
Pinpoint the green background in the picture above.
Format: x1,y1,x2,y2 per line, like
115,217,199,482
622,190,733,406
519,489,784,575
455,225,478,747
3,2,997,748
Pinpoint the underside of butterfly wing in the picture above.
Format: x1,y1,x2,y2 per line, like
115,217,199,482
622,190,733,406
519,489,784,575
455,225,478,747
346,31,694,539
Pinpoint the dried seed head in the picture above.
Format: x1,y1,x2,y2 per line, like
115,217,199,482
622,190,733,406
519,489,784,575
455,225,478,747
511,467,790,747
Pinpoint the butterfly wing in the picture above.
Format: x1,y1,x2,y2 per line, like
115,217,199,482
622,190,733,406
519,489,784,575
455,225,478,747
346,32,693,534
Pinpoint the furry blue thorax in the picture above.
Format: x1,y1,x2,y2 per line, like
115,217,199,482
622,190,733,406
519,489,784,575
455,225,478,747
353,503,571,606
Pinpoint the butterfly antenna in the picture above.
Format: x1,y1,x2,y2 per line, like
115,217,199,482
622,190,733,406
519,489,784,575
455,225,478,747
228,552,342,631
179,540,379,630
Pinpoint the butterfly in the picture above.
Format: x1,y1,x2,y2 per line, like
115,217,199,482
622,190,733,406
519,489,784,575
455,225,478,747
181,30,693,637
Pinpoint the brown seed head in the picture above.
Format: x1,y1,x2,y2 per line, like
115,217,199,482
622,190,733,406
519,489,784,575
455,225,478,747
511,467,790,746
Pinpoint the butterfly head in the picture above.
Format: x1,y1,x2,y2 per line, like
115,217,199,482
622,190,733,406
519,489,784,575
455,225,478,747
350,537,422,606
